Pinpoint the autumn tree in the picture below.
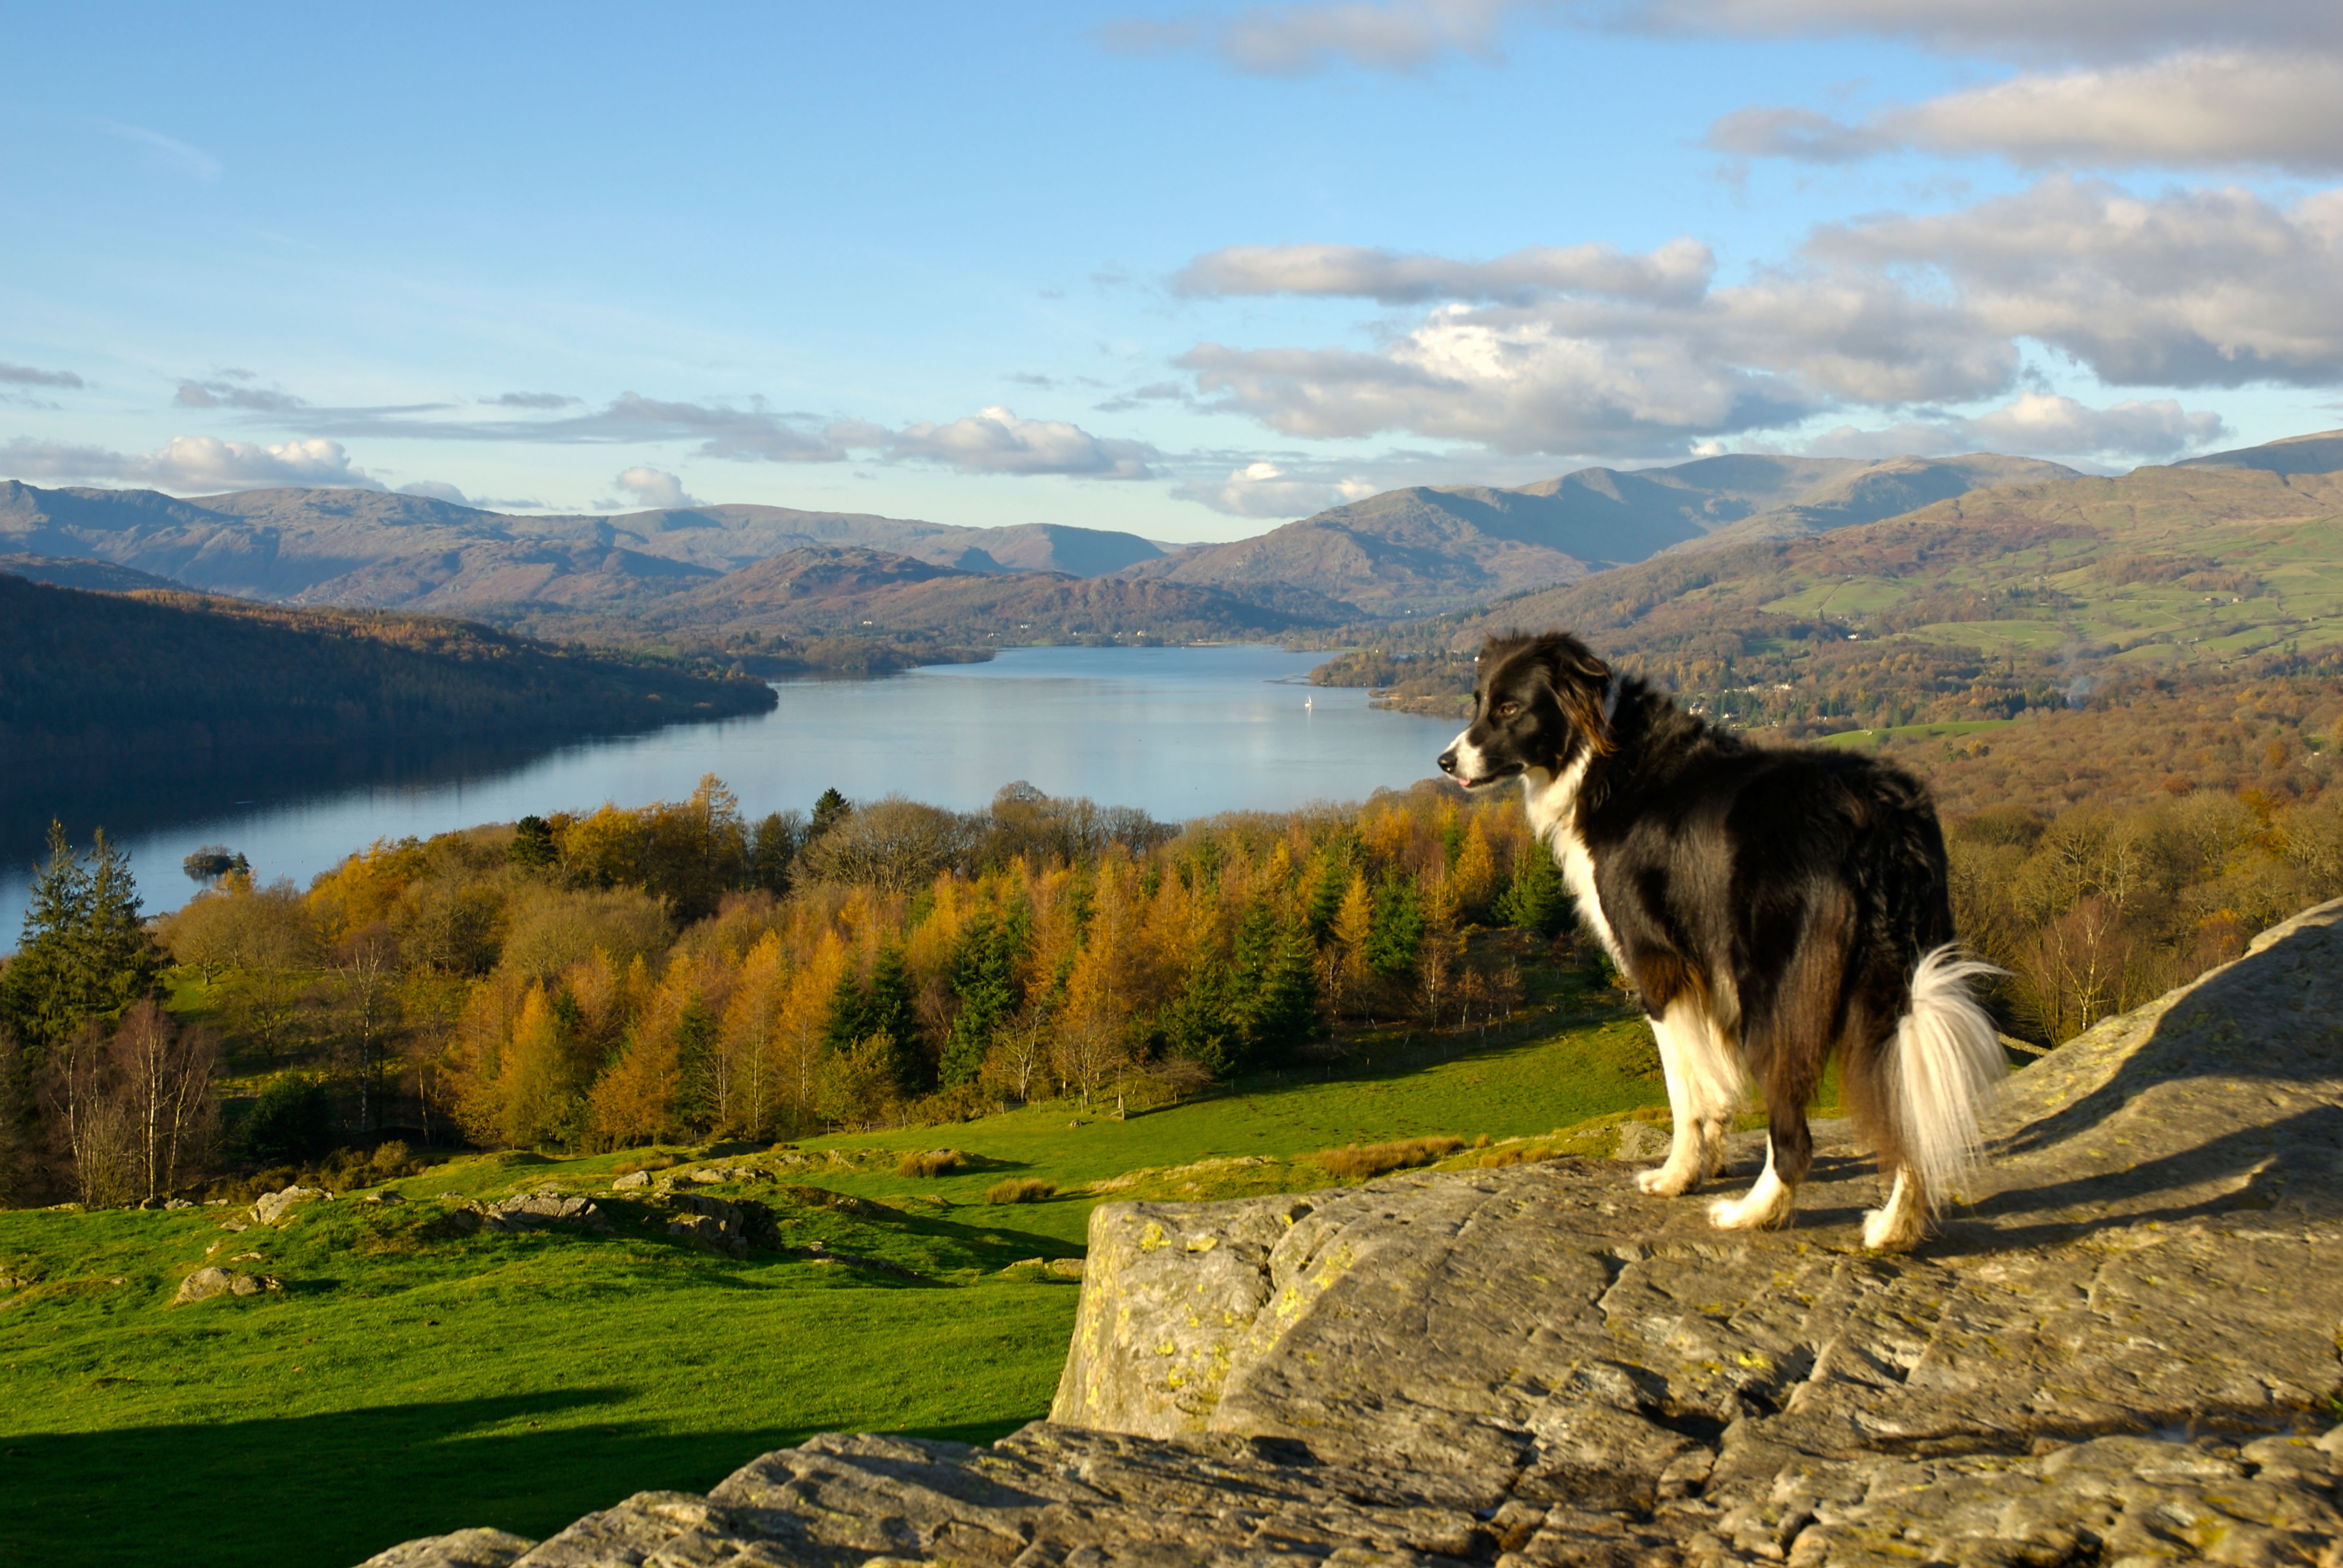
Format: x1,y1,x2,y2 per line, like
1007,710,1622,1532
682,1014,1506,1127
113,999,220,1200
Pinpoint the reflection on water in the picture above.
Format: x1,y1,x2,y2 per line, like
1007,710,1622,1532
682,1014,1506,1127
1,645,1460,947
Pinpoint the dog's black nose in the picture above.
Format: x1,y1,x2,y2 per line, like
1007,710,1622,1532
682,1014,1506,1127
1437,749,1458,776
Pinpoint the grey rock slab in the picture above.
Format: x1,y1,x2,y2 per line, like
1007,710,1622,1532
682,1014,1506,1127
483,1194,613,1235
352,897,2343,1568
173,1267,233,1305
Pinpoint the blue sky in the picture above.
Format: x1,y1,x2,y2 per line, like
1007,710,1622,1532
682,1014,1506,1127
5,1,2340,540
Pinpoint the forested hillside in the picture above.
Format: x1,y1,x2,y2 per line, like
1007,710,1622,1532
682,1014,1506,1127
0,576,776,774
1315,461,2343,809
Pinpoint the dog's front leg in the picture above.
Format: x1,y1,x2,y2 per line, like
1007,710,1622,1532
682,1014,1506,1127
1636,1004,1711,1196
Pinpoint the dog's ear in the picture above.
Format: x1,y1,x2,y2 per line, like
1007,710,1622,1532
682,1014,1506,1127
1539,635,1615,755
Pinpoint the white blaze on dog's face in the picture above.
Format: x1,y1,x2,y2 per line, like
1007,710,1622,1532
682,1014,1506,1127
1437,632,1611,790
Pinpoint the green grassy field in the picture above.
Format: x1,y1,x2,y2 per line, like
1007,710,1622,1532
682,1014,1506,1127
0,1010,1671,1568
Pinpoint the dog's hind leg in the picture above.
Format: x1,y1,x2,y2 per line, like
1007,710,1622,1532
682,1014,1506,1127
1709,1114,1806,1230
1637,1000,1742,1197
1861,1165,1928,1251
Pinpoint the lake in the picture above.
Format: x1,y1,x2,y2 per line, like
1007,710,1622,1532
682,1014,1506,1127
1,645,1463,946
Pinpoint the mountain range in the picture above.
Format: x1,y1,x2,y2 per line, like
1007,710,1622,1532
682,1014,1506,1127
2,442,2328,638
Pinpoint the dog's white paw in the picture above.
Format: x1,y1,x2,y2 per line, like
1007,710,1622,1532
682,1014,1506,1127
1861,1169,1926,1250
1636,1164,1698,1196
1707,1173,1793,1230
1856,1209,1912,1247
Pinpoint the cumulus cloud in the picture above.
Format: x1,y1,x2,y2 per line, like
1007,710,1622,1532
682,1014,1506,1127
396,480,473,504
611,467,701,509
0,363,84,388
1172,459,1382,518
1168,177,2343,456
1798,393,2227,462
0,435,380,492
885,407,1159,478
1817,178,2343,387
1175,266,2008,454
1711,52,2343,173
1172,238,1715,305
1099,0,1534,75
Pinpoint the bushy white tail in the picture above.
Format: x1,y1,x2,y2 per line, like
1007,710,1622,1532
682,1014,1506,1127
1886,946,2006,1212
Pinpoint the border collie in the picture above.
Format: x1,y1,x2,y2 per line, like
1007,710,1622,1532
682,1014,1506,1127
1438,630,2002,1250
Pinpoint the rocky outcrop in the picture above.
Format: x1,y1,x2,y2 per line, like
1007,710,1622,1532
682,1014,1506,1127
665,1193,748,1257
251,1185,327,1225
446,1191,615,1237
356,897,2343,1567
173,1266,279,1304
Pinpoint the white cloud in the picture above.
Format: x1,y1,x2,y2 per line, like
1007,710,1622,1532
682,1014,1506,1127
612,466,701,509
886,407,1159,478
0,435,380,492
1172,459,1383,517
1818,178,2343,387
0,363,84,389
1711,51,2343,173
1100,0,1536,75
396,480,473,505
1798,393,2227,462
1172,238,1715,305
1168,177,2343,456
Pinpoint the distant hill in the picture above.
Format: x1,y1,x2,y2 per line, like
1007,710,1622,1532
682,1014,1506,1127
0,482,1166,610
2175,427,2343,477
509,545,1311,649
1122,452,2076,618
0,575,776,777
0,551,184,593
1321,444,2343,774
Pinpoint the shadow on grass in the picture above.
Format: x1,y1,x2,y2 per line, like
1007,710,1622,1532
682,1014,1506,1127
0,1387,1035,1568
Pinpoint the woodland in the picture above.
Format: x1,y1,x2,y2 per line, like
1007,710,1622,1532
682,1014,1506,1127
0,574,776,776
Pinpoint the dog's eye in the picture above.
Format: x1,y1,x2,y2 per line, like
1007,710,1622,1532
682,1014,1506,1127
1494,701,1521,719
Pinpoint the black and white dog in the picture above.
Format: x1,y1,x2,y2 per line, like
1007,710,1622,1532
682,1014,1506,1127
1439,630,2002,1250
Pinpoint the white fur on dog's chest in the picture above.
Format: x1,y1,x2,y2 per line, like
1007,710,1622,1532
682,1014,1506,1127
1525,755,1621,964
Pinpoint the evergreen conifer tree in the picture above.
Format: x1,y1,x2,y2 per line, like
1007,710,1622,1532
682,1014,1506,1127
1495,840,1572,936
1365,872,1426,979
809,788,852,841
941,906,1024,1088
0,822,161,1056
673,998,719,1131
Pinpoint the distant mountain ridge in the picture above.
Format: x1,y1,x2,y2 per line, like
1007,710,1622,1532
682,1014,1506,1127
0,482,1168,609
1122,452,2078,617
504,545,1308,648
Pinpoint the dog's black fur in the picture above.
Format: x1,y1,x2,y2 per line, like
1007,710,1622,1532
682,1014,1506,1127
1439,629,1992,1241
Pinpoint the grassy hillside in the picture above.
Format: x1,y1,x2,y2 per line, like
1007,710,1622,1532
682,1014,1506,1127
0,1016,1667,1568
0,575,776,773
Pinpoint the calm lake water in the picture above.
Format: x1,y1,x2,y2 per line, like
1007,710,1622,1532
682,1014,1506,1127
1,645,1463,947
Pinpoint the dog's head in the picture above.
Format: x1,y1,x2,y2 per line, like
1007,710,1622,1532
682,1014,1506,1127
1438,631,1614,789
